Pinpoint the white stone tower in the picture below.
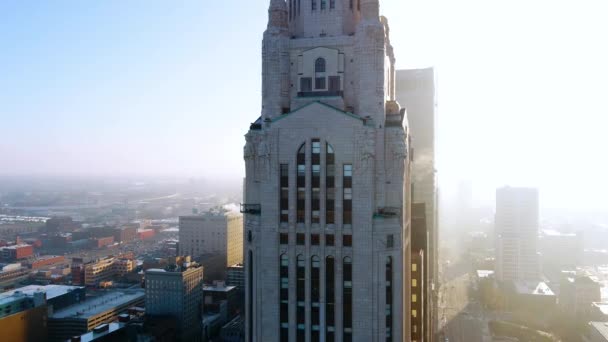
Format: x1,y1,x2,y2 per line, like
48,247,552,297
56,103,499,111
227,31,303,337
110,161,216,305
244,1,411,341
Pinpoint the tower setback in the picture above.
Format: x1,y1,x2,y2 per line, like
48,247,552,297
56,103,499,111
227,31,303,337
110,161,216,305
244,1,411,341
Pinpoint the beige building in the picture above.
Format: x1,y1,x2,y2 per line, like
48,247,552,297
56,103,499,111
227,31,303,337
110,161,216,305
396,68,438,342
83,257,135,286
243,1,411,341
179,208,244,273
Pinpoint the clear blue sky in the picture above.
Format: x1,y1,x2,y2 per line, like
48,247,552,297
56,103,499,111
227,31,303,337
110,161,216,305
1,0,607,210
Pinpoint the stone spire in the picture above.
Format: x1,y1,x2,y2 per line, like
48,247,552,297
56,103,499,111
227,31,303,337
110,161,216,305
268,0,288,29
360,0,380,20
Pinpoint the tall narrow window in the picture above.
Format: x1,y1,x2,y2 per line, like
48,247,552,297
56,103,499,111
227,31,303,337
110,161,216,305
297,144,306,224
386,257,393,342
297,255,306,342
311,256,321,342
315,58,326,73
315,58,326,90
321,0,326,10
248,251,253,342
343,257,353,342
330,0,335,9
280,254,289,341
298,0,301,15
326,143,335,224
311,139,321,223
312,0,317,10
350,0,353,9
326,256,335,342
343,164,353,225
280,164,289,223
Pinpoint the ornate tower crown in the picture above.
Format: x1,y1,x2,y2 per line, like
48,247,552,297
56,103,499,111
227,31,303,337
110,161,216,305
268,0,288,29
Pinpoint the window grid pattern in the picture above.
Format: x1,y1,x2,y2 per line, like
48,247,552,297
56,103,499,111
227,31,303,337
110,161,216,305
311,139,321,223
297,144,306,223
326,256,335,342
297,255,306,342
343,165,353,224
386,257,393,342
343,257,353,342
311,256,321,342
326,143,335,224
280,164,289,223
280,254,289,341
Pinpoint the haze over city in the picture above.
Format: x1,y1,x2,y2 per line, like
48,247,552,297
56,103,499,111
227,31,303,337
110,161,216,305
2,0,607,210
1,1,608,342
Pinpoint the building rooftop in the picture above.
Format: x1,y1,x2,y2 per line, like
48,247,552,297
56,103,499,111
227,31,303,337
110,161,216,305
593,302,608,316
542,229,577,237
0,244,31,250
204,284,237,293
50,290,144,320
590,322,608,341
1,285,83,301
0,291,32,306
514,281,555,296
476,270,494,278
76,322,126,342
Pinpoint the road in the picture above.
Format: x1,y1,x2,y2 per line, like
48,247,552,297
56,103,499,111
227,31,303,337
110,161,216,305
438,271,492,342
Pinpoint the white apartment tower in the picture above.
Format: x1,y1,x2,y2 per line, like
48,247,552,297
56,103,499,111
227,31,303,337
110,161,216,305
495,187,540,282
244,1,411,342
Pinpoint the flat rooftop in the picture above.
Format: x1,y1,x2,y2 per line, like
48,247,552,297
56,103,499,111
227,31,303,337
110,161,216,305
514,281,555,296
50,290,144,320
594,302,608,316
77,322,126,342
1,285,83,301
476,270,494,278
0,244,31,250
204,285,237,293
590,322,608,341
0,292,31,306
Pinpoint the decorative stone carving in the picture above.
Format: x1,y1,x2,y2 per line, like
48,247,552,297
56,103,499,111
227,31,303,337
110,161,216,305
244,134,255,160
256,137,270,180
361,129,376,162
386,128,407,179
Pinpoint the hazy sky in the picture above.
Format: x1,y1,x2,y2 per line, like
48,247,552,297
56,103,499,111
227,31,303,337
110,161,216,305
1,0,607,209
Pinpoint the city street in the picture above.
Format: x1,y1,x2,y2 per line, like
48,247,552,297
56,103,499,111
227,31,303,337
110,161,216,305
438,271,492,342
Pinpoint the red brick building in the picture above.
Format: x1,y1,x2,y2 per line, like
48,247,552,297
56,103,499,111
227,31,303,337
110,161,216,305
138,229,155,240
30,255,65,269
93,236,115,249
1,244,34,261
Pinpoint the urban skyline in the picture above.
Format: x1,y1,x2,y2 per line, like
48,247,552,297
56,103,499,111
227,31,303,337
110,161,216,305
1,1,608,342
2,1,608,211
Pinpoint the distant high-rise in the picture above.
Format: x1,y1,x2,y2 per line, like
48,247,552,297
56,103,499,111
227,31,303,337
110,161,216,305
243,1,412,341
396,67,438,342
145,256,204,342
495,187,540,282
179,208,243,281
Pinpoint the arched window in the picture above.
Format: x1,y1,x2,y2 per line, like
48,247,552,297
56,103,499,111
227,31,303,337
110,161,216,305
326,143,335,224
326,256,336,342
311,256,321,341
343,256,353,342
297,143,306,224
280,254,289,341
311,139,321,224
297,254,306,342
315,58,326,73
